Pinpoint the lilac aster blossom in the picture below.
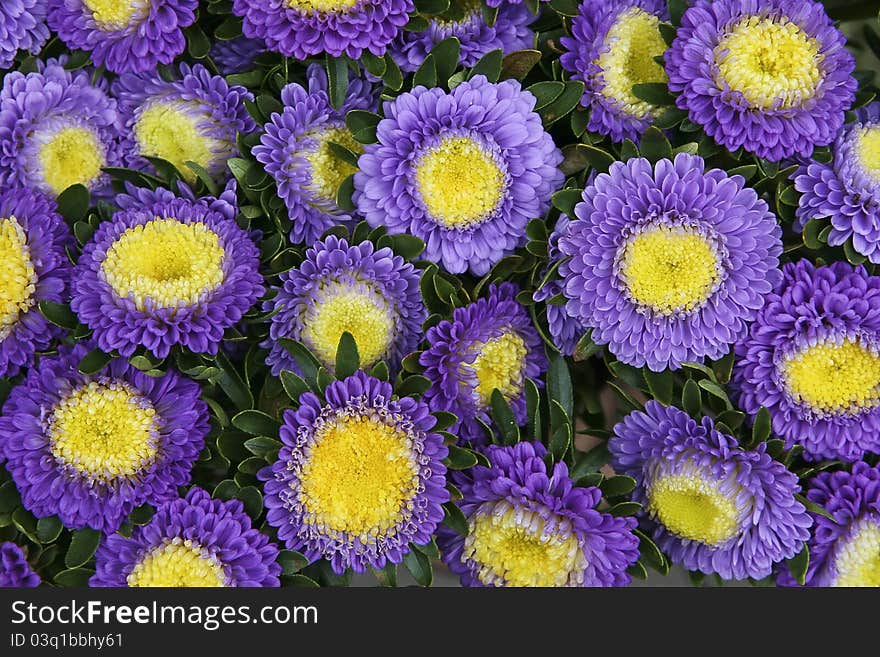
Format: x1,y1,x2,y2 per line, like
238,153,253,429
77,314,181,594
232,0,413,60
438,441,639,587
559,0,669,143
731,260,880,463
0,60,121,199
92,488,280,587
261,371,448,574
71,197,264,359
0,343,209,533
210,36,267,75
47,0,198,75
254,64,376,245
420,283,548,446
665,0,856,161
533,215,587,357
559,154,782,372
355,75,563,276
794,102,880,262
0,188,73,379
610,401,812,580
113,63,255,185
0,543,40,588
778,462,880,587
390,2,534,74
0,0,50,70
263,235,425,377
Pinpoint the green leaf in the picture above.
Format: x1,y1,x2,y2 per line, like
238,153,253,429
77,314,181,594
628,561,648,580
638,126,673,163
402,548,433,587
12,507,38,543
278,550,309,576
36,516,63,544
570,444,611,480
373,563,398,587
442,501,469,535
795,494,836,522
844,238,867,265
632,82,674,106
490,389,519,445
78,348,111,375
334,331,361,379
547,353,573,420
643,368,673,405
501,49,542,81
551,188,583,217
668,0,687,25
573,329,602,362
186,24,211,59
607,501,642,517
414,0,449,14
39,300,78,330
235,486,263,519
129,505,154,526
0,481,20,513
525,81,564,110
65,528,101,568
525,378,542,440
414,538,441,559
54,568,95,587
431,411,458,432
548,422,572,463
787,544,810,585
283,574,320,588
325,55,349,110
214,17,243,40
752,406,772,445
578,144,616,174
600,475,638,498
244,436,282,461
232,410,281,436
635,528,669,575
728,165,758,182
213,479,239,501
382,52,403,91
280,370,309,402
413,53,438,88
278,338,322,384
396,374,431,397
681,378,702,417
539,81,585,126
431,37,460,84
56,184,90,222
446,445,479,470
361,51,386,77
468,48,502,82
549,0,579,16
698,379,732,409
345,109,381,144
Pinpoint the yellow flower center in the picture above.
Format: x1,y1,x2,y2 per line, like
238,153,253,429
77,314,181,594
49,380,159,482
303,126,363,203
135,102,225,184
102,218,226,311
620,225,721,315
715,15,823,110
647,472,740,546
464,502,586,587
596,7,669,117
0,216,37,340
285,0,358,14
83,0,150,30
855,126,880,181
127,539,227,588
834,520,880,587
301,283,395,370
471,331,528,407
38,126,105,196
415,136,505,228
782,339,880,415
298,415,419,537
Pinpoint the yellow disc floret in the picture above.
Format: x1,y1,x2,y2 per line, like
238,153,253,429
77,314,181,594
834,521,880,587
596,7,669,117
49,380,158,482
471,331,528,407
415,136,505,228
102,218,225,311
855,126,880,181
647,471,740,545
301,283,395,370
782,339,880,415
0,217,37,339
303,126,363,202
464,502,586,587
127,539,227,588
286,0,358,14
298,415,419,536
620,225,721,315
38,127,105,196
715,15,823,110
135,101,224,183
83,0,150,30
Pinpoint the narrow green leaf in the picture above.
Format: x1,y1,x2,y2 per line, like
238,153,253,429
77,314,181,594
490,389,519,445
65,528,101,568
334,331,361,379
232,410,281,436
402,548,433,587
382,52,403,91
547,353,573,420
607,501,642,517
681,378,702,417
643,368,673,405
752,406,772,445
446,445,479,470
698,379,732,409
325,55,349,110
600,475,638,498
442,501,469,535
796,494,837,522
280,370,310,402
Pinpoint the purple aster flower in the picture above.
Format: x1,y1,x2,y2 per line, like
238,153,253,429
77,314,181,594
210,36,267,75
420,283,547,445
113,63,255,185
261,370,448,574
0,188,73,379
0,0,50,70
0,60,121,199
263,235,425,377
0,343,209,533
47,0,198,75
778,462,880,587
91,487,280,587
731,260,880,463
665,0,856,161
559,154,782,372
533,215,587,357
559,0,669,143
390,2,534,74
0,542,40,588
253,64,376,245
610,401,811,580
232,0,412,60
438,441,639,587
354,75,563,276
794,102,880,262
71,196,264,359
